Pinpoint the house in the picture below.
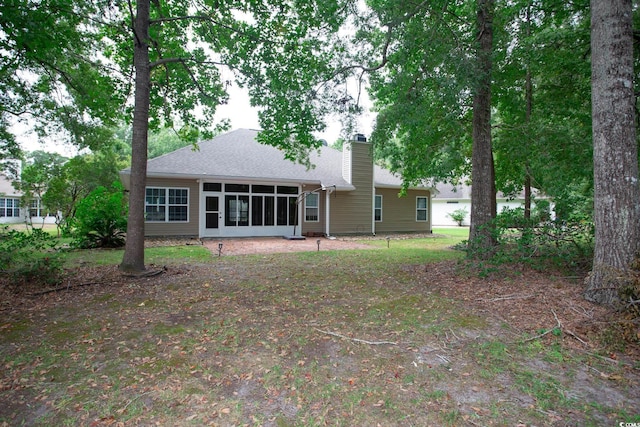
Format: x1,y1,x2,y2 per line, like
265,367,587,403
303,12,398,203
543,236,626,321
0,174,56,225
119,128,433,238
431,182,549,226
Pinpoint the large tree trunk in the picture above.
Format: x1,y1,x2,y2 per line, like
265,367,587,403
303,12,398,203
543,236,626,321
120,0,150,274
469,0,496,255
585,0,639,304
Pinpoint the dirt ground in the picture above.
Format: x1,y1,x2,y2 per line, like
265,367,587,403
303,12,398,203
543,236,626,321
197,236,378,256
1,236,639,425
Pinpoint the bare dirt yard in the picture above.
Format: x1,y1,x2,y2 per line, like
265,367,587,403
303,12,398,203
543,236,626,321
1,236,638,426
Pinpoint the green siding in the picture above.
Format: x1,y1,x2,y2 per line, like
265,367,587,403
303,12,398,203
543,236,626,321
374,188,432,233
330,142,374,234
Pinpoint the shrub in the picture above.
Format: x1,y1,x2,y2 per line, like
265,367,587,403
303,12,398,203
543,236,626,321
447,207,468,226
0,226,64,285
70,182,128,249
464,208,594,275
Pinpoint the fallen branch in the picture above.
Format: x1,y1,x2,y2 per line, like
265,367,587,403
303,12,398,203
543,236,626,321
553,310,589,346
314,328,397,345
520,310,563,343
31,281,108,296
479,293,535,303
121,267,166,278
119,391,152,414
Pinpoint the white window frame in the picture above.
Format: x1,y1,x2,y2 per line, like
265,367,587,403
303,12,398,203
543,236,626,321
0,197,20,217
416,196,428,222
145,187,189,222
374,195,383,222
29,199,53,217
304,192,319,222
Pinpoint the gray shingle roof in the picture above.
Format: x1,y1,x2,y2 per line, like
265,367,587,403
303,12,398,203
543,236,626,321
126,128,408,190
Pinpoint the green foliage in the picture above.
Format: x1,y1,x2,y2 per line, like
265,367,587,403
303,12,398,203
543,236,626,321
42,148,126,234
0,0,124,151
70,182,128,249
464,207,594,274
447,208,468,226
0,226,63,285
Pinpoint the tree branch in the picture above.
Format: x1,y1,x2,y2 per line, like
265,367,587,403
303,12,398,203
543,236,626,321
314,328,397,345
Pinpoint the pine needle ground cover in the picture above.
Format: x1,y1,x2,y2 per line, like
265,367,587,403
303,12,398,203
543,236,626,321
1,231,638,426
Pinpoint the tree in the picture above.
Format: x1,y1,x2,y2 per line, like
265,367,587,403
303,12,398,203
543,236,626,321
13,150,67,226
108,0,354,273
42,148,126,233
0,0,123,153
71,182,128,249
584,0,639,304
2,0,354,274
468,0,496,253
492,1,592,222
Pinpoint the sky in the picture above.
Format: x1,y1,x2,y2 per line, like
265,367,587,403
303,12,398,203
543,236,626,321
17,84,376,157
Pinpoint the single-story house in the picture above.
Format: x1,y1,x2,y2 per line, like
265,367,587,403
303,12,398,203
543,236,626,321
0,174,57,225
119,128,433,238
432,182,549,226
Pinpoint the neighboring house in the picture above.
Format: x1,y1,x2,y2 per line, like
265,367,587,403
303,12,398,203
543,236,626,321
431,182,549,226
119,128,433,238
0,174,57,225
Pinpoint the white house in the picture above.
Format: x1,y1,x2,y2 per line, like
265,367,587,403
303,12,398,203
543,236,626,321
431,182,544,227
0,174,57,225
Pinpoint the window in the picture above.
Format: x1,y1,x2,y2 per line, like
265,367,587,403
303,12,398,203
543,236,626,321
0,198,20,217
416,196,428,222
374,195,382,222
203,182,221,192
277,185,298,194
225,195,249,226
145,187,189,222
29,199,52,217
305,192,319,222
225,183,249,193
277,196,298,226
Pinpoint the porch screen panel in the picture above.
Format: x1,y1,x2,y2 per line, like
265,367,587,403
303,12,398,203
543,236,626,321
264,196,275,225
277,197,288,225
288,197,297,225
225,195,236,226
206,213,218,228
251,196,263,226
238,195,249,226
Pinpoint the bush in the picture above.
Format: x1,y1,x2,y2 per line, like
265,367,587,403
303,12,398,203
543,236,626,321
464,208,594,275
0,226,64,285
447,207,468,226
70,182,128,249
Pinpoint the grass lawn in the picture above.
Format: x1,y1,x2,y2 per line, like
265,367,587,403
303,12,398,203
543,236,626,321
1,229,638,426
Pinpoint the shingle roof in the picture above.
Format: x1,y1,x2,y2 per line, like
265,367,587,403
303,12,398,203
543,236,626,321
126,128,409,190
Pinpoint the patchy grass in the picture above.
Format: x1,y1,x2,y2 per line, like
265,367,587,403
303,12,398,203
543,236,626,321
60,245,212,266
1,231,638,426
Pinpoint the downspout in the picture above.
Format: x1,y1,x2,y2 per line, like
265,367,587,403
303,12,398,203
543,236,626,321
325,190,330,237
323,185,336,237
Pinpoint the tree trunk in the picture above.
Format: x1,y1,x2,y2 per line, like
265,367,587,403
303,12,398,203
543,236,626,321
524,12,532,222
119,0,150,274
585,0,639,304
469,0,496,255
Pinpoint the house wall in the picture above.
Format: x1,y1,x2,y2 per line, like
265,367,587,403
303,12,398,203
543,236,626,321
143,177,200,236
329,141,374,235
374,188,432,233
300,186,327,236
1,174,57,225
432,199,526,226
